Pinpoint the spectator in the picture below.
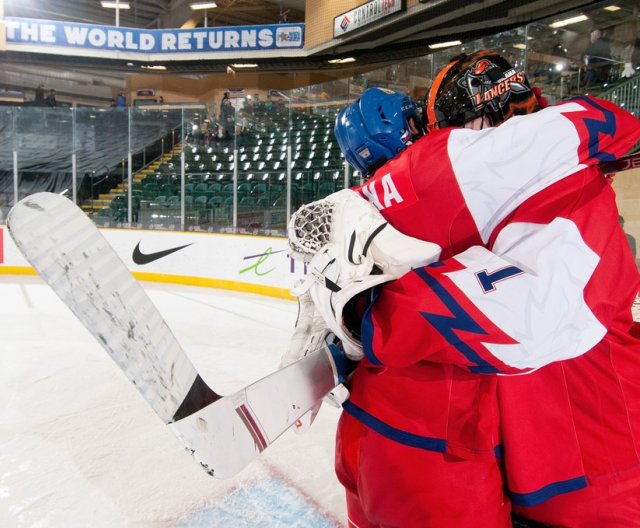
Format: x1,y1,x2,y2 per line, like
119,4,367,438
620,215,637,259
220,91,230,107
132,195,140,223
45,89,57,107
220,94,235,141
552,42,567,58
633,37,640,72
34,84,45,106
583,29,612,86
234,124,246,148
245,93,260,110
263,93,276,113
611,21,639,79
279,9,290,23
115,90,127,107
548,42,569,85
621,37,640,78
158,96,165,104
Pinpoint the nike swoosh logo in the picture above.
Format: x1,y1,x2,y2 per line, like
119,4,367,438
132,242,193,265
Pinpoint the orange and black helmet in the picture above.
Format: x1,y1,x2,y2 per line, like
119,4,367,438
424,50,539,131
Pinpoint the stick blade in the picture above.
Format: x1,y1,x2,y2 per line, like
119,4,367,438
172,346,337,479
7,192,201,424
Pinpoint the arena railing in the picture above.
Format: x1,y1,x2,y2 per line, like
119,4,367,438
0,0,638,234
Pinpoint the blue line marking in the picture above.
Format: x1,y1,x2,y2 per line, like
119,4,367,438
176,476,339,527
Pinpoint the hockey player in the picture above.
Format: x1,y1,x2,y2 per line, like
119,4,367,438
287,51,640,527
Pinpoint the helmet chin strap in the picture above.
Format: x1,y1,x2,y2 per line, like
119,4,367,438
476,105,501,130
464,116,490,130
408,116,423,137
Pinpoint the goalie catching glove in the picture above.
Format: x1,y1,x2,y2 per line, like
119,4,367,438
289,189,442,359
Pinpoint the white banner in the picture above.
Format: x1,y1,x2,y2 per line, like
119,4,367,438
0,226,306,298
4,18,304,60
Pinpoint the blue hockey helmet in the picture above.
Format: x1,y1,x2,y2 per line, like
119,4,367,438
334,87,423,176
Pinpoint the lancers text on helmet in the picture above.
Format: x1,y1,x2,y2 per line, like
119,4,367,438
471,71,528,108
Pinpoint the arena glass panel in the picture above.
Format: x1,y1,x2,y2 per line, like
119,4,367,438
75,107,130,226
129,107,186,230
11,106,73,206
1,0,637,250
232,93,290,233
287,80,350,206
181,96,236,233
525,15,639,106
0,107,15,220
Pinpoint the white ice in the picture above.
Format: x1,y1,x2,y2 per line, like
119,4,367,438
0,275,347,527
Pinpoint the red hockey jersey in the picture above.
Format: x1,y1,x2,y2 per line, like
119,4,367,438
348,96,640,505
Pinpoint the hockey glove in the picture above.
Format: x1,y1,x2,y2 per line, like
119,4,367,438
289,189,441,359
282,288,355,432
281,288,327,368
282,294,356,432
281,290,326,433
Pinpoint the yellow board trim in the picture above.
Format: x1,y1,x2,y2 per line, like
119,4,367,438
0,265,295,301
0,266,38,275
132,271,295,300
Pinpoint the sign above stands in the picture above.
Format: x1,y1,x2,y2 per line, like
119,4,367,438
3,18,304,60
136,88,155,97
333,0,405,38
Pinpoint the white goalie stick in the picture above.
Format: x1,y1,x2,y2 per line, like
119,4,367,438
7,192,339,479
6,149,638,475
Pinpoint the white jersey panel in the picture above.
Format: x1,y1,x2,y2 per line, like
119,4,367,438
445,218,606,370
447,103,586,243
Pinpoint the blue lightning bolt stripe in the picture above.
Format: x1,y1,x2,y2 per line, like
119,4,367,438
508,476,587,507
413,267,499,374
571,96,617,163
361,315,380,365
361,288,383,366
343,401,447,453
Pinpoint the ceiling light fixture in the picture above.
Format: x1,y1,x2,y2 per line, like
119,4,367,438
190,2,216,28
327,57,356,64
549,14,589,28
142,65,167,70
603,5,621,11
230,63,258,68
428,40,461,49
101,1,131,8
190,1,217,9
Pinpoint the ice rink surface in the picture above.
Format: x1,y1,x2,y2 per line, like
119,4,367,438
3,274,639,528
0,275,346,528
